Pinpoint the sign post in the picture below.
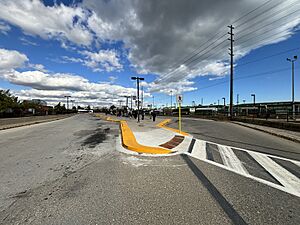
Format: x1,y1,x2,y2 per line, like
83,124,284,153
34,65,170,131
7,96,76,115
176,94,183,133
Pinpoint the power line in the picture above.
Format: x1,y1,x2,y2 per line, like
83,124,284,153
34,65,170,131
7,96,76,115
236,47,300,67
158,38,228,82
234,0,289,28
199,66,298,90
236,8,300,40
231,0,274,25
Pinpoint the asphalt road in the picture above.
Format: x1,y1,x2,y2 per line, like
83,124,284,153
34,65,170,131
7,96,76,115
0,114,299,224
170,117,300,161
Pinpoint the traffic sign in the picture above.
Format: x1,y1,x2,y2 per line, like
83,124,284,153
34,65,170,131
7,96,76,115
176,94,183,103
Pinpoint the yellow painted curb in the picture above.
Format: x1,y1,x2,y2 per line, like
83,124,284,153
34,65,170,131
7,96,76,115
157,119,189,136
96,114,172,154
120,121,172,154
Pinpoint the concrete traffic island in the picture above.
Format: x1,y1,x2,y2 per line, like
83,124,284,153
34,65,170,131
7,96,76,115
96,114,190,155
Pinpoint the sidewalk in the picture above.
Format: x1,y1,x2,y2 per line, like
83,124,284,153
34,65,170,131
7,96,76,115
97,114,192,155
233,121,300,143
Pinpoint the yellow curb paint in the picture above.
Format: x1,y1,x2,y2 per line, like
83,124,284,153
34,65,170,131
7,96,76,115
157,119,189,136
96,114,171,154
119,121,171,154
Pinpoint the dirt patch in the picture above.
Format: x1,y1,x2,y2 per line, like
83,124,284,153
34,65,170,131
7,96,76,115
81,127,110,148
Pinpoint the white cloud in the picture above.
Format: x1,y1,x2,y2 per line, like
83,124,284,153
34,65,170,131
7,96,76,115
19,37,38,46
0,48,28,71
0,68,138,106
1,0,300,94
62,49,123,72
0,21,10,34
0,0,93,46
82,0,300,92
28,63,48,72
80,49,123,72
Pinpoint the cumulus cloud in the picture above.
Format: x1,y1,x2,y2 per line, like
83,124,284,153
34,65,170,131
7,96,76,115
0,0,93,46
62,49,123,72
0,48,141,106
80,49,123,72
1,0,300,95
82,0,300,93
0,48,28,71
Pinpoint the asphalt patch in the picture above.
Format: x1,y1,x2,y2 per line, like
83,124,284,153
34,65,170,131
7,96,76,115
81,127,110,148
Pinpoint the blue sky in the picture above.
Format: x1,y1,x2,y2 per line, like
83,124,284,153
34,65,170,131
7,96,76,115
0,0,299,107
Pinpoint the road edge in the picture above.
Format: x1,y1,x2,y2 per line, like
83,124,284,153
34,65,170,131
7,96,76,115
233,122,300,144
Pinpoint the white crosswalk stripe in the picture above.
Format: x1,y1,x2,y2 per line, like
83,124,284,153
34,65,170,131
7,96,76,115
248,151,300,193
186,138,300,197
190,140,206,160
218,145,249,175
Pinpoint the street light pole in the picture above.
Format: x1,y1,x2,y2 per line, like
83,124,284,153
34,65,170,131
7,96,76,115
152,96,155,109
170,90,173,109
222,97,226,116
64,95,71,111
251,94,256,117
287,55,297,120
131,76,144,122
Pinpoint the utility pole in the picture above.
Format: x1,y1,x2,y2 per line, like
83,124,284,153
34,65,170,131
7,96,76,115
228,25,234,119
201,98,203,105
287,55,297,120
64,95,71,111
131,76,144,122
170,90,173,109
141,86,144,109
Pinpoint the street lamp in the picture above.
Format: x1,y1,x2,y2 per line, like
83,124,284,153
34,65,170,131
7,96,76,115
131,76,144,122
222,97,226,116
170,90,173,109
251,94,256,117
64,95,71,111
287,55,297,119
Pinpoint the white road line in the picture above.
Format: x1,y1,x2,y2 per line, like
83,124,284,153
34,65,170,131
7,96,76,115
249,152,300,193
218,145,249,175
191,140,207,160
292,160,300,168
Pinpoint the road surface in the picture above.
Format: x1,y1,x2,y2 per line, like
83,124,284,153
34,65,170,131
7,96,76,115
0,114,299,224
170,117,300,160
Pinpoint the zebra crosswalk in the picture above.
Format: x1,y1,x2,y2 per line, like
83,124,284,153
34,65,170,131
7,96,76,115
186,138,300,197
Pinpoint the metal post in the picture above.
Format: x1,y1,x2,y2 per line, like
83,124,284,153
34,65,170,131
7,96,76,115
137,78,140,122
152,96,154,109
228,25,234,119
222,97,226,116
170,90,173,109
287,56,297,120
292,60,295,119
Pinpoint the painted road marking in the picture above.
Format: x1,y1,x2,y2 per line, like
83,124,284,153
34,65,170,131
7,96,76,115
248,152,300,193
191,140,207,160
218,145,249,175
186,138,300,196
232,149,281,185
271,157,300,179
